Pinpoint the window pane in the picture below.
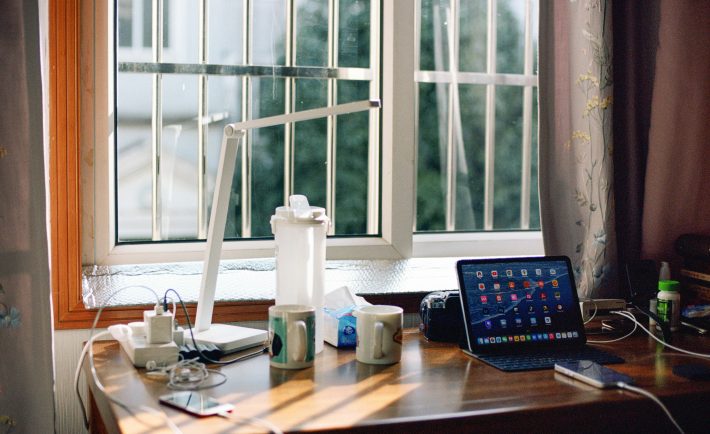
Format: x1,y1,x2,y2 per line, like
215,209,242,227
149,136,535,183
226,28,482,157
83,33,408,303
296,0,328,67
207,76,243,238
116,73,153,241
118,0,133,47
338,0,370,68
113,0,379,245
252,0,287,66
456,84,486,230
208,0,244,64
336,80,370,235
142,0,173,49
493,85,523,229
293,79,328,210
416,82,449,231
458,0,486,73
419,0,451,72
250,77,286,238
496,0,525,74
161,75,200,240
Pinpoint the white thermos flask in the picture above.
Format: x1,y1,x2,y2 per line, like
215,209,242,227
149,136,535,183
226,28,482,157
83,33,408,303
271,195,330,353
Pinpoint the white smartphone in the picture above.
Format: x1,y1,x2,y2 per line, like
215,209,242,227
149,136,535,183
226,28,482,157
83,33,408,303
554,360,633,389
159,391,234,417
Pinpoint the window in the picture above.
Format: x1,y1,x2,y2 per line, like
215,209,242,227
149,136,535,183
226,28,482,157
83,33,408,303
50,0,541,328
115,0,380,243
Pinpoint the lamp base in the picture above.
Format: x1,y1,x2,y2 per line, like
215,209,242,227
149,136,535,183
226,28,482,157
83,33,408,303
188,323,268,354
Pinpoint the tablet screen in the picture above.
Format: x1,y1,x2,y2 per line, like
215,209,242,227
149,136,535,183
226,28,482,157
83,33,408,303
457,257,587,352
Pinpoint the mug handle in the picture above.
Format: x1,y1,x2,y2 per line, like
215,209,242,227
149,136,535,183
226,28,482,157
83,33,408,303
372,321,384,359
290,320,308,362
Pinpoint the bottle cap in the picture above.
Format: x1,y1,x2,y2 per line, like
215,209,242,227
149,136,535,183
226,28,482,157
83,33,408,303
658,280,680,292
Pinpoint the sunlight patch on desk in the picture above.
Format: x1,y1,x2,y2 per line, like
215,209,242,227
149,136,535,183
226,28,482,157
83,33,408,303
308,382,421,428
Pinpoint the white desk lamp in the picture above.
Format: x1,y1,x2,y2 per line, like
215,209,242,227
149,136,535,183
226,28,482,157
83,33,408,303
191,99,381,352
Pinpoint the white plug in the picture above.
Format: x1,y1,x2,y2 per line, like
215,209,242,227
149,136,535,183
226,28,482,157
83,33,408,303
144,304,174,344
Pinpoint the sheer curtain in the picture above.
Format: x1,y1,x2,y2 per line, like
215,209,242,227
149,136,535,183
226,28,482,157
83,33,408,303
539,0,616,299
0,1,55,432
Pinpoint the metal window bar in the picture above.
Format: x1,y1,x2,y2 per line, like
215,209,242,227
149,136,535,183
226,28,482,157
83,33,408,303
241,0,253,239
151,0,164,240
367,0,381,235
198,0,208,239
445,0,460,231
519,0,534,229
326,0,339,235
284,0,296,206
483,0,497,231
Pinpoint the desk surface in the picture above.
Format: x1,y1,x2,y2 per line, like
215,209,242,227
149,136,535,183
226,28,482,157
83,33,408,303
87,330,710,434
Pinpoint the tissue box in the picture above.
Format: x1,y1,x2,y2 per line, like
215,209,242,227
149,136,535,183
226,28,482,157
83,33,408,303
324,286,370,348
324,307,358,348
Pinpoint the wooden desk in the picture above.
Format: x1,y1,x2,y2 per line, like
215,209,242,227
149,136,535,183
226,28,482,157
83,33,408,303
86,330,710,433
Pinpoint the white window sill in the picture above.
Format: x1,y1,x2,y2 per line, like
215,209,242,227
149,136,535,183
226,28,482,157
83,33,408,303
83,257,468,309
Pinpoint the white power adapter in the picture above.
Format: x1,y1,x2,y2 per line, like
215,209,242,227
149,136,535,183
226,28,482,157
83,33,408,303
144,304,174,344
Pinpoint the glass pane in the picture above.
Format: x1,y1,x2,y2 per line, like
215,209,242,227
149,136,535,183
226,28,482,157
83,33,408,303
335,80,370,235
338,0,370,68
118,0,133,47
252,0,287,66
161,75,199,240
496,0,525,74
455,84,486,230
293,79,328,210
493,85,523,229
250,77,286,237
208,0,244,64
419,0,451,71
161,0,198,63
416,82,449,231
458,0,487,73
207,76,243,238
296,0,328,67
116,73,153,242
142,0,174,50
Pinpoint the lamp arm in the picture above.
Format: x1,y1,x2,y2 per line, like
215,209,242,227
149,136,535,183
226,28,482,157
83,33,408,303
195,128,245,332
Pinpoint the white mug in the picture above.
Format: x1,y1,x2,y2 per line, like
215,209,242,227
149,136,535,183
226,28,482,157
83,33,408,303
354,305,403,365
268,305,316,369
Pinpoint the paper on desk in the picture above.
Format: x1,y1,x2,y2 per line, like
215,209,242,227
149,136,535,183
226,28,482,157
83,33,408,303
324,286,370,348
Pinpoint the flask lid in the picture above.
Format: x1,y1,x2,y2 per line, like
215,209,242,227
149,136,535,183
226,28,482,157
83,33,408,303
270,195,329,230
658,280,680,292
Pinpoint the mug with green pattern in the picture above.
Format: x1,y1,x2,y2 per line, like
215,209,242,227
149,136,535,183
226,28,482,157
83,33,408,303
268,304,315,369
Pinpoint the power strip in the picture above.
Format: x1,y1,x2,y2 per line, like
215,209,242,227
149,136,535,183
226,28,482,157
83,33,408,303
117,334,179,368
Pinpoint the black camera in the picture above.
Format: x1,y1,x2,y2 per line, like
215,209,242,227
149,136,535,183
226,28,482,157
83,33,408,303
419,290,464,342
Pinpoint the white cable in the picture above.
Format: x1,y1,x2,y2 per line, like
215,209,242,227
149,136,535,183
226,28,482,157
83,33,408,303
75,285,183,433
611,311,710,359
582,300,598,324
616,382,684,433
587,319,637,344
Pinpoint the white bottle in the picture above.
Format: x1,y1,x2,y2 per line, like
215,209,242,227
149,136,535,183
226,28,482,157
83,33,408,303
656,280,681,332
650,261,671,327
271,195,330,353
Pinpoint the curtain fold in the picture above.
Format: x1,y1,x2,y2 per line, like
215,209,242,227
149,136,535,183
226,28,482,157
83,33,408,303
640,0,710,266
0,1,56,433
611,0,660,276
539,0,617,299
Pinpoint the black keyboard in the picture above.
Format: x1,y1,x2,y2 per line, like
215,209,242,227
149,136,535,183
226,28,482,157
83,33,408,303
476,346,624,372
